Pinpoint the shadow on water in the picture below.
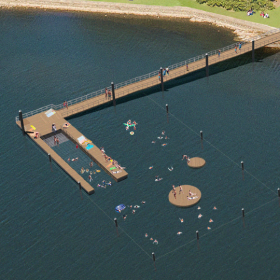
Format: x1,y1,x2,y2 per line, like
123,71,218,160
66,47,280,120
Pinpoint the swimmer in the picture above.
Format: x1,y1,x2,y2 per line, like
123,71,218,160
102,180,106,186
150,238,153,241
126,126,129,131
179,218,184,223
177,232,183,235
129,205,133,208
88,175,92,182
162,143,167,146
151,141,156,144
168,167,173,171
213,206,217,210
75,157,78,160
153,239,158,245
162,131,165,135
134,205,140,208
145,233,148,238
165,136,168,139
89,161,93,167
198,214,203,219
68,158,70,162
141,201,146,204
132,210,135,214
86,169,89,173
182,155,188,160
157,136,163,139
197,206,201,210
209,219,213,223
149,166,153,169
179,185,184,194
81,167,85,174
123,215,127,221
106,181,112,186
207,227,211,230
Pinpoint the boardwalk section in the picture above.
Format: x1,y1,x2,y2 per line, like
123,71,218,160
57,30,280,118
16,110,127,194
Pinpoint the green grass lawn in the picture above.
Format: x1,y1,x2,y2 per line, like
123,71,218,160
89,0,280,28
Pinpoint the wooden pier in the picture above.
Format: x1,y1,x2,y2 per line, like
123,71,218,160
16,29,280,195
16,110,128,194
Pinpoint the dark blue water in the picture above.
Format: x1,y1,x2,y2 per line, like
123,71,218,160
1,10,280,280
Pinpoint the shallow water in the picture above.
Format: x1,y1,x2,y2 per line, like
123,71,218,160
0,9,280,280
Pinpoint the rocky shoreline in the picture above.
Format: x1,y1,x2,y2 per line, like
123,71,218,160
0,0,277,41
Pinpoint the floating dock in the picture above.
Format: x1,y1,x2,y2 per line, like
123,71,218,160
16,109,128,194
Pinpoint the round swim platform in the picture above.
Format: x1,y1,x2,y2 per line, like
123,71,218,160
187,157,206,168
168,185,201,207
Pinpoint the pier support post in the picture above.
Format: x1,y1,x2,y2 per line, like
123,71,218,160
241,161,244,180
111,82,116,107
114,218,119,236
160,67,164,92
196,230,200,249
252,40,255,63
277,188,280,207
205,53,209,77
152,252,156,271
78,181,83,200
19,110,25,136
200,130,203,150
48,153,53,172
242,208,245,227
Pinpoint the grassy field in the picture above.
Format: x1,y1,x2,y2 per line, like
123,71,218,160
89,0,280,28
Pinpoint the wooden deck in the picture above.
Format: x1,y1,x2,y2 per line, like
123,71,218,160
58,32,280,118
188,157,206,169
16,110,128,194
16,30,279,195
169,185,201,207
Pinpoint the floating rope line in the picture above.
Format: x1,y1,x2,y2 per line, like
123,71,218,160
82,193,152,260
145,94,277,196
157,197,278,260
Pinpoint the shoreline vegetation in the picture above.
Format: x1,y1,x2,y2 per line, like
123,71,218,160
0,0,279,42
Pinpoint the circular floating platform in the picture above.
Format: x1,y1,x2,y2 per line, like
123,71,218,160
187,157,206,168
168,185,201,207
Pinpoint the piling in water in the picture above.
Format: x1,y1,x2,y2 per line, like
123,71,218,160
19,110,25,136
111,82,116,107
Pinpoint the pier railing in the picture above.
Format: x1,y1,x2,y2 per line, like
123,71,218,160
15,28,280,122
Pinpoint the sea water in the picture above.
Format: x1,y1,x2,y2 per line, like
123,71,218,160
0,10,280,280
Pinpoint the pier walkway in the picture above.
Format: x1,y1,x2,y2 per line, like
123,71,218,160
16,29,280,195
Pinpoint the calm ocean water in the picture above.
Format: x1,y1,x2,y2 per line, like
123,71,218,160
0,9,280,280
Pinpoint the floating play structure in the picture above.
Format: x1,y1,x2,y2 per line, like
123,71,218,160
115,204,126,212
168,185,201,207
187,157,206,169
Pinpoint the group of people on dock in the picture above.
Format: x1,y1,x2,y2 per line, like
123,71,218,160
100,147,125,170
171,185,184,199
158,68,169,80
53,135,60,146
104,88,112,99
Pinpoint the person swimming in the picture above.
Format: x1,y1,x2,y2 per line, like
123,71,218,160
134,205,140,208
123,215,127,221
151,141,156,144
197,206,201,210
179,218,184,223
132,210,136,214
88,175,92,182
177,232,183,235
207,227,211,230
153,239,158,245
145,233,148,237
81,167,85,174
209,219,213,223
141,201,146,204
198,214,203,219
213,206,217,210
168,167,173,171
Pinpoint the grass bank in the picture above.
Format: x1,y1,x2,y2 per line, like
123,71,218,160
89,0,280,27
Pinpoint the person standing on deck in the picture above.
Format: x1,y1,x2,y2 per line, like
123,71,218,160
239,42,242,52
218,50,221,57
105,88,108,99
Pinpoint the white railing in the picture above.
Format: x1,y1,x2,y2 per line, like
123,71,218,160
16,29,280,122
